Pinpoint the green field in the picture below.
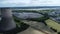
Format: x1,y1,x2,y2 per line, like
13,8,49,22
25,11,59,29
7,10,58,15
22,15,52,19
45,19,60,32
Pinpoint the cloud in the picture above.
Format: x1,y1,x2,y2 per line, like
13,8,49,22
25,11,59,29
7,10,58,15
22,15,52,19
0,0,60,7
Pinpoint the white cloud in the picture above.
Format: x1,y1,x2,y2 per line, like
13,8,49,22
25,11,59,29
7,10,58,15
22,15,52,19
0,0,60,7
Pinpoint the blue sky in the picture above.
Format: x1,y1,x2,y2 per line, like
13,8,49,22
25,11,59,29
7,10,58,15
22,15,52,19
0,0,60,7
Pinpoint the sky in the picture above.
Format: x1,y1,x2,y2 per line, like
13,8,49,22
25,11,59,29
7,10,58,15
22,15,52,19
0,0,60,7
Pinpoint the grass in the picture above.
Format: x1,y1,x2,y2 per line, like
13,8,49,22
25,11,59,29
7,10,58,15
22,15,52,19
45,19,60,32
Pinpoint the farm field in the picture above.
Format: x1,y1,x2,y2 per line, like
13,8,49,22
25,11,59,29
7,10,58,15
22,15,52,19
12,9,60,34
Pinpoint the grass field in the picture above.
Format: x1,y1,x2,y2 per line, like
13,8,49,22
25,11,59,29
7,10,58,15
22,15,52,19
45,19,60,32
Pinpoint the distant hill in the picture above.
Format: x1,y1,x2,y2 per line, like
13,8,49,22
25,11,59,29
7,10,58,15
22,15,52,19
1,6,60,9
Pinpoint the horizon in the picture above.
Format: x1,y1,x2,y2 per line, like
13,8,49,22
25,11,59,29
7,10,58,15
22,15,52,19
1,6,60,9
